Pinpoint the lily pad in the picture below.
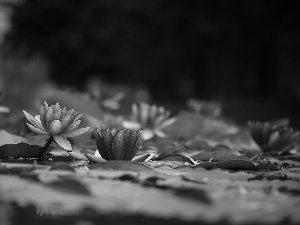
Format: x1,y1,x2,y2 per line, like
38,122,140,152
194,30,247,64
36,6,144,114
154,143,189,160
191,151,250,162
196,160,257,171
47,178,91,196
154,153,196,164
0,130,55,158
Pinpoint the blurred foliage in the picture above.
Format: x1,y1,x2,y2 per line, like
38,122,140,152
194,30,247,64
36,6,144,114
0,55,53,111
1,0,300,128
3,0,300,101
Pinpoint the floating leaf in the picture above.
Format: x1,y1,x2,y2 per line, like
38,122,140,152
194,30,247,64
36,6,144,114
173,188,212,205
0,130,55,158
196,160,257,171
191,152,250,162
47,178,91,196
154,143,189,160
155,153,196,164
256,163,279,171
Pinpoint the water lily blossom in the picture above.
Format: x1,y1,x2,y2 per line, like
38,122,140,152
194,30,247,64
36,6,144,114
248,121,299,153
93,127,142,161
122,103,176,140
23,101,90,151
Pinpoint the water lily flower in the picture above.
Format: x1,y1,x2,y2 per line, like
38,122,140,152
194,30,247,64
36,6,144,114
23,101,90,151
187,99,222,117
93,127,142,161
248,121,299,152
122,103,176,140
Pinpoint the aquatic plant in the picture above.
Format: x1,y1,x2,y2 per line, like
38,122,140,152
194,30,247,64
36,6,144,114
248,121,299,153
23,101,90,154
122,103,176,140
94,127,142,161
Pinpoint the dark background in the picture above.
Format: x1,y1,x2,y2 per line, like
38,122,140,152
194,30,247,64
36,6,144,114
2,0,300,126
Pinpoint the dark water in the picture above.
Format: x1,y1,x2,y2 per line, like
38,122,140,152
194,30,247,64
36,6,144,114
0,202,12,225
0,201,201,225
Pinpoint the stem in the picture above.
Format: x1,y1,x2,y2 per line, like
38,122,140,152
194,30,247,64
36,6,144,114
38,136,54,159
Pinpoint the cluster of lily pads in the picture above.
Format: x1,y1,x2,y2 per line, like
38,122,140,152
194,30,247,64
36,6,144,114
0,95,299,163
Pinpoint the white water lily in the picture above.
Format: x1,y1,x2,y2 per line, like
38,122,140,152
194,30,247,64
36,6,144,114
23,101,90,150
122,103,176,140
248,121,299,153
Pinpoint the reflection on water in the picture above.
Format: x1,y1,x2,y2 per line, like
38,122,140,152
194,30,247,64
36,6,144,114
0,201,95,225
0,201,170,225
0,201,12,225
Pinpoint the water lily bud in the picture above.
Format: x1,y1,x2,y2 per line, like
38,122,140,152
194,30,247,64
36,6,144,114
249,121,298,153
94,127,142,161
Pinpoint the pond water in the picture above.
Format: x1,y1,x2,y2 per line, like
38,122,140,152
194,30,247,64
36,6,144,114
0,201,170,225
0,201,97,225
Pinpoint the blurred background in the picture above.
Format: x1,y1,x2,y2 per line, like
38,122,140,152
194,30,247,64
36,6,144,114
0,0,300,127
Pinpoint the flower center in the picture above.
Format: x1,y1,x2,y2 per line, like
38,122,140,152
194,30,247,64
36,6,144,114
49,120,62,135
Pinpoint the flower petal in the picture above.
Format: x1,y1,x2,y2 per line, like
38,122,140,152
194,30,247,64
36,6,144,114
94,127,109,160
85,154,106,162
45,107,54,131
157,117,176,130
122,121,141,129
125,130,142,160
154,129,167,138
142,129,154,141
64,127,90,137
140,103,149,126
63,118,81,134
131,104,139,121
54,135,72,150
23,110,45,131
0,105,10,113
112,130,130,160
40,104,47,129
68,151,88,160
102,128,115,159
60,110,77,130
26,123,49,135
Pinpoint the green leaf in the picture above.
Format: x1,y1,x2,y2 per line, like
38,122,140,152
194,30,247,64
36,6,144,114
191,152,250,162
0,131,54,158
196,160,257,171
47,178,91,196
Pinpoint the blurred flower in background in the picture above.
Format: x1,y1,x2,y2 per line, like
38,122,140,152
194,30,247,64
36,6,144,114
122,103,176,140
